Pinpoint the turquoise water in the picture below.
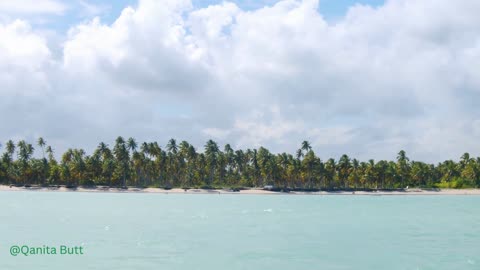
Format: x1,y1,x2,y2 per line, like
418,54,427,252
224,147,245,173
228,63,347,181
1,192,479,270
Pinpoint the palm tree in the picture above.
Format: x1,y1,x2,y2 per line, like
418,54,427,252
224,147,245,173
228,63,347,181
179,141,191,185
325,158,336,190
204,140,219,186
97,142,109,157
71,149,86,186
376,160,388,189
113,136,129,187
396,150,410,188
126,138,138,184
150,142,165,186
102,158,115,187
278,153,290,188
338,154,351,189
301,141,312,153
17,140,34,185
2,140,16,184
350,159,360,189
365,159,377,189
167,139,178,155
6,140,15,154
127,137,138,154
37,138,46,157
37,137,48,185
46,146,54,161
182,143,197,187
460,157,478,187
166,139,179,187
302,150,319,188
131,151,144,187
296,149,303,160
233,150,243,177
223,144,235,185
459,152,471,171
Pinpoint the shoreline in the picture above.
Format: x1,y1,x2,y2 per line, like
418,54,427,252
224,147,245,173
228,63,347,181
1,185,480,195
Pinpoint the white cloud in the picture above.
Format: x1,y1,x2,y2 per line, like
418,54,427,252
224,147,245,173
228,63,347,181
1,0,480,162
78,0,110,17
63,0,209,92
0,0,66,15
0,20,50,64
231,105,305,148
0,20,51,93
202,128,231,140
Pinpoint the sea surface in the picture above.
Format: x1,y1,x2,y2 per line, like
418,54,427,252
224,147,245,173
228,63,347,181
1,192,479,270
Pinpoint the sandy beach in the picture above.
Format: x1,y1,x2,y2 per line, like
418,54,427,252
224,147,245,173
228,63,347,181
1,185,480,195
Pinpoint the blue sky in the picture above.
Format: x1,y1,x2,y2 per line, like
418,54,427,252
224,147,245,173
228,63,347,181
73,0,386,16
193,0,384,13
24,0,386,32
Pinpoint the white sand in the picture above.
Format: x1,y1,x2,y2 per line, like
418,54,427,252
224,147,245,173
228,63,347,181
1,185,480,195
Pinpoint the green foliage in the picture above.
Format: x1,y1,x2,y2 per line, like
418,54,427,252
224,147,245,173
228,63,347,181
435,177,476,189
0,139,479,190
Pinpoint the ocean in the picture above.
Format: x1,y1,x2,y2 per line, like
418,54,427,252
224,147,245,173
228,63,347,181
1,192,479,269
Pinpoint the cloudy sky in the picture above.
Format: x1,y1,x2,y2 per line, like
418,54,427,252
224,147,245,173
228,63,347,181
1,0,480,163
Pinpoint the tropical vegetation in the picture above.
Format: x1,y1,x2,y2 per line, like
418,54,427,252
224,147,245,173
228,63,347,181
1,137,479,190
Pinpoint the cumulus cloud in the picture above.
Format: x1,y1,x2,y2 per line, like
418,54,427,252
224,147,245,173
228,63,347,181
63,0,210,93
0,20,51,70
1,0,480,162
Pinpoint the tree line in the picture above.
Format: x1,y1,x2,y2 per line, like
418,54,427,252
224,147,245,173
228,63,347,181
0,137,479,190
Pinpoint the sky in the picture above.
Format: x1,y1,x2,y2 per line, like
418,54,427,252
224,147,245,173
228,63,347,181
1,0,480,163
